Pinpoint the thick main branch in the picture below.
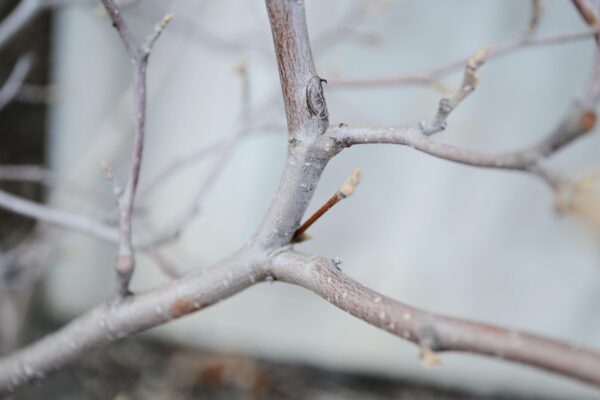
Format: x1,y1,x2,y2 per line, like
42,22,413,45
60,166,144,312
265,0,328,137
0,250,262,395
253,0,333,248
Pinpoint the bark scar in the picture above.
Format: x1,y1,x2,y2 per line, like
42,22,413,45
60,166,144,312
306,75,329,127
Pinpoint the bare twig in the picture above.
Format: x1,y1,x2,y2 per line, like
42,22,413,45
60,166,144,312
572,0,599,43
148,251,182,279
137,141,224,199
0,53,34,112
292,169,361,242
138,89,276,202
0,164,101,199
99,0,173,297
526,0,543,36
325,104,595,189
330,25,600,89
0,0,75,51
313,1,384,54
141,12,174,57
131,0,269,57
420,47,489,135
139,93,278,249
572,0,600,104
0,0,41,51
0,189,117,243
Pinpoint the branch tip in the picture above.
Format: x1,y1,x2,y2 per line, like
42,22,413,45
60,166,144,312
420,347,442,368
142,12,175,57
339,168,362,197
526,0,543,35
421,46,489,136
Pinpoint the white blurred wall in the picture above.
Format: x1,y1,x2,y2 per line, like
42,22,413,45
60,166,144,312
45,1,600,398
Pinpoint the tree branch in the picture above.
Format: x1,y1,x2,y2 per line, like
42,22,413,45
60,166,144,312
2,0,600,394
330,25,600,89
0,164,100,199
572,0,599,43
324,104,595,190
0,0,42,51
270,251,600,386
0,250,262,395
139,93,278,249
292,169,361,242
420,46,489,135
99,0,172,297
0,189,118,243
525,0,542,36
252,0,334,249
572,0,600,105
264,0,328,137
0,53,34,112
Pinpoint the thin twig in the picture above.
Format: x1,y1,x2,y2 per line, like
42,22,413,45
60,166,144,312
0,164,102,200
148,251,182,279
140,93,278,249
572,0,600,103
525,0,543,36
0,189,118,243
313,1,384,54
326,105,595,190
0,0,41,51
137,141,224,199
572,0,599,43
330,25,600,89
0,53,34,112
99,0,173,297
420,46,489,135
292,169,361,242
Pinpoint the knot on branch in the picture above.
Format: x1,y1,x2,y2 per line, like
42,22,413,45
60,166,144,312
306,75,329,134
416,325,442,352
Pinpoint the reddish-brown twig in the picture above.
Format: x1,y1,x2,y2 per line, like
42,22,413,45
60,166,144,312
292,169,361,242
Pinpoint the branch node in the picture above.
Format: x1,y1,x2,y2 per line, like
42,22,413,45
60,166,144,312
266,273,276,284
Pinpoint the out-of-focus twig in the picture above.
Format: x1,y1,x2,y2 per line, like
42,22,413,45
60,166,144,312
525,0,543,36
0,164,101,199
0,53,34,112
0,189,118,243
330,25,600,89
139,93,278,250
572,0,599,43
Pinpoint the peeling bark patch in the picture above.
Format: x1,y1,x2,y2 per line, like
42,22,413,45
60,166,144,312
170,298,208,317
